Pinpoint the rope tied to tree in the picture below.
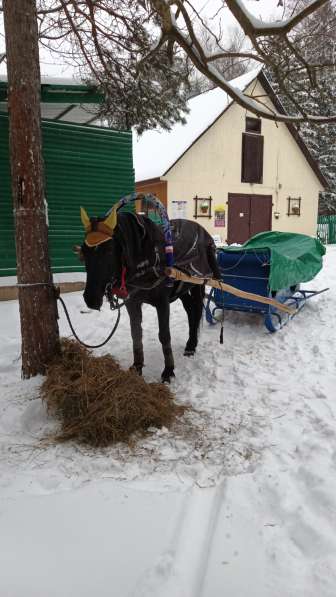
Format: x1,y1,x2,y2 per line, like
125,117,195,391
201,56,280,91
16,282,53,287
15,281,125,349
57,293,123,349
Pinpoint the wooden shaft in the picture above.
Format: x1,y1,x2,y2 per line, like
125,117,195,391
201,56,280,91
165,268,295,315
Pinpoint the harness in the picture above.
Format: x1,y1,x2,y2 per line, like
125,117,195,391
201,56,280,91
106,266,128,300
16,194,174,350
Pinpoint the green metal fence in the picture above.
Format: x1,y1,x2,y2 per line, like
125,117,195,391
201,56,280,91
317,215,336,245
0,114,134,276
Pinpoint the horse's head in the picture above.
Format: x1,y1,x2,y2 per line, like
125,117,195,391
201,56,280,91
78,206,121,310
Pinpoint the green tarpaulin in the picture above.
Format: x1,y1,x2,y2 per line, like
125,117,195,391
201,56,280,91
220,231,326,291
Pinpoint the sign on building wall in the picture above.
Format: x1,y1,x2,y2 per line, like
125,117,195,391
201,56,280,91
214,205,225,227
172,200,188,219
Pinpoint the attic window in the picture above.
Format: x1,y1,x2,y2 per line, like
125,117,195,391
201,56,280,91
246,117,262,134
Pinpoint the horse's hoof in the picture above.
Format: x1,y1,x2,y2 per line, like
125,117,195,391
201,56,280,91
184,349,195,357
130,364,143,376
161,368,175,383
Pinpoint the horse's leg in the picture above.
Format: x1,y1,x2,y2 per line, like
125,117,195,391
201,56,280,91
125,300,144,375
156,298,175,383
180,285,205,356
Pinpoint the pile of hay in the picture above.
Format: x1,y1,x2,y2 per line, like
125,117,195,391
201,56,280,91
41,339,186,447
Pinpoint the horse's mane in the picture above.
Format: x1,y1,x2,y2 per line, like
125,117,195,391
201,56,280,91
114,213,165,288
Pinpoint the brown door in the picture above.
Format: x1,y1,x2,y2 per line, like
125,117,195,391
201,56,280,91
250,195,272,238
227,194,251,244
228,193,272,244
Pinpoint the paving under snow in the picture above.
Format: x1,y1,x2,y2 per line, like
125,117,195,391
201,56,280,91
1,246,336,596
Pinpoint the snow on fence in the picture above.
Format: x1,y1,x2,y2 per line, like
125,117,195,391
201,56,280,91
317,215,336,244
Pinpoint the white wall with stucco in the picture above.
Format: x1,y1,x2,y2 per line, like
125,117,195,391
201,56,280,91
163,80,323,242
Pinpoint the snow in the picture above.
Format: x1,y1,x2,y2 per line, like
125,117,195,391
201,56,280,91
233,0,290,31
233,0,322,33
133,68,261,182
0,74,86,86
0,272,86,287
1,245,336,596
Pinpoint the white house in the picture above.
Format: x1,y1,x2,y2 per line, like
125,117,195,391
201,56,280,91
133,69,327,244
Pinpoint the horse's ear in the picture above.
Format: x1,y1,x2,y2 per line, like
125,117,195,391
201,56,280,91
103,203,119,232
80,207,91,232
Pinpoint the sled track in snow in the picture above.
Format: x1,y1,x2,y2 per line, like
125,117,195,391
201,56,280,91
129,482,227,597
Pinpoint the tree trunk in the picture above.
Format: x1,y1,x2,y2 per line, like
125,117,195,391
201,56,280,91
3,0,60,378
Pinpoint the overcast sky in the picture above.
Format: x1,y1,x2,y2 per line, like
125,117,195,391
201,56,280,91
0,1,284,79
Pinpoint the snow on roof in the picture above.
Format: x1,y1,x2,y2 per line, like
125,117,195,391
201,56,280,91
0,74,102,126
133,67,261,182
0,74,87,86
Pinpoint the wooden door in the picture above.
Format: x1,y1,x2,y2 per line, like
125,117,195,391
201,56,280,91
227,194,251,244
250,195,272,237
228,193,272,244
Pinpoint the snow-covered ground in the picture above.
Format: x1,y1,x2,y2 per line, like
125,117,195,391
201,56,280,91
1,246,336,597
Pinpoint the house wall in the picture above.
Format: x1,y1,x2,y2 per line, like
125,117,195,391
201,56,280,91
163,80,323,241
135,178,167,210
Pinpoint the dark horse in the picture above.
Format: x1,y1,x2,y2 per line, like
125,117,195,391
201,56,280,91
79,208,219,382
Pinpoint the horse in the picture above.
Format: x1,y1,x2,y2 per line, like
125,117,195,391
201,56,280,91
78,206,220,382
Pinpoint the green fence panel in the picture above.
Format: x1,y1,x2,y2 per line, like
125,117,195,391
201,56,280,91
0,114,134,276
317,215,336,245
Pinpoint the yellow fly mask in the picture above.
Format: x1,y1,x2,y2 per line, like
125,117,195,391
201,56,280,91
80,204,120,247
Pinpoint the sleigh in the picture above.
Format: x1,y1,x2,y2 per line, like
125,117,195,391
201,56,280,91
204,231,328,332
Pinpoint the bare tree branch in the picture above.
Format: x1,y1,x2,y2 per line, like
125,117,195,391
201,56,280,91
206,51,265,64
225,0,329,37
3,0,333,127
149,0,336,123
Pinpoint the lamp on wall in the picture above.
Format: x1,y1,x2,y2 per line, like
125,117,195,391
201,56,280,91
274,211,280,219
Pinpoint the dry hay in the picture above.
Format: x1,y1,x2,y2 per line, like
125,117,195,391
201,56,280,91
40,339,186,447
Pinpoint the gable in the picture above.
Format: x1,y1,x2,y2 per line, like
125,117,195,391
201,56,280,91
164,76,326,191
134,69,327,190
162,80,325,205
133,68,261,182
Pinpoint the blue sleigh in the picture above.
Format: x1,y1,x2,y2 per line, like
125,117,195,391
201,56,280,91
205,232,328,333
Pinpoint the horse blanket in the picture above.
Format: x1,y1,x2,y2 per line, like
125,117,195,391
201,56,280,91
114,213,217,289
